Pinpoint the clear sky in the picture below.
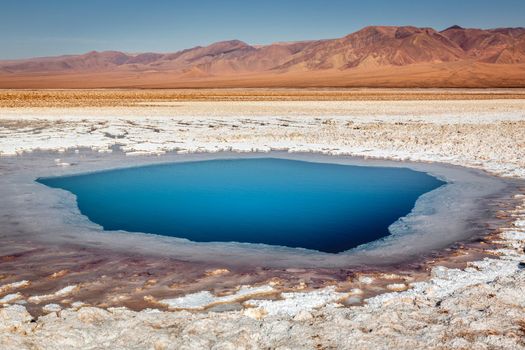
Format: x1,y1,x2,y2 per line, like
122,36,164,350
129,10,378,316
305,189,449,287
1,0,524,59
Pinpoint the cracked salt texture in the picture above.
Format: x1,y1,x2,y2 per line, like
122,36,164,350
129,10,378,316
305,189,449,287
0,293,22,304
0,280,30,294
27,285,78,304
244,286,348,317
1,101,525,178
159,285,275,310
41,304,62,314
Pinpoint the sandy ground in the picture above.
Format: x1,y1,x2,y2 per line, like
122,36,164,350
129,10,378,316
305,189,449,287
2,88,525,108
1,92,525,349
1,62,525,89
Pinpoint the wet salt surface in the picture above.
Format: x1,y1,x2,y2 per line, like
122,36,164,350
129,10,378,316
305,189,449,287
0,150,520,268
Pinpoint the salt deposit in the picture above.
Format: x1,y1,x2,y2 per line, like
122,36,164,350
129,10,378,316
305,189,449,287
1,99,525,349
159,285,275,310
27,285,78,304
0,281,30,294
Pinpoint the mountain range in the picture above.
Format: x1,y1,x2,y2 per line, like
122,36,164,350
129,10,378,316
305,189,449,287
1,25,524,88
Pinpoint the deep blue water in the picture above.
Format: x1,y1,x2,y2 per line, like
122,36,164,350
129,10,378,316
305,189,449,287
38,158,445,253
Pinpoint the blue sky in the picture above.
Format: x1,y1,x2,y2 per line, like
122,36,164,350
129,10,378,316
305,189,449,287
1,0,524,59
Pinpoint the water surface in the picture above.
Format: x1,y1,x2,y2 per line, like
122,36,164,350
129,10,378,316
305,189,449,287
39,158,444,253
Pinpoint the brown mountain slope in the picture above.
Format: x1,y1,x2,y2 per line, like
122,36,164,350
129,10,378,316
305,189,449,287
273,26,466,71
440,25,525,63
1,25,524,88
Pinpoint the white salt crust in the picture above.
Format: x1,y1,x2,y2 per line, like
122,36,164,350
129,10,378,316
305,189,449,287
1,101,525,349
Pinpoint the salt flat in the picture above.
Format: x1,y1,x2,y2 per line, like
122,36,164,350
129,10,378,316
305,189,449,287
1,96,525,349
1,99,525,177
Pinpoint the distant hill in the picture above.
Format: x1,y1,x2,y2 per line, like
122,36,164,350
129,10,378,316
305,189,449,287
1,25,524,88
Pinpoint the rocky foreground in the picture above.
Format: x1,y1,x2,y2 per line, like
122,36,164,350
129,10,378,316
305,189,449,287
1,98,525,349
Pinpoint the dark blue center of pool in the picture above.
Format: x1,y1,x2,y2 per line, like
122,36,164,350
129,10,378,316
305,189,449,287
39,158,444,253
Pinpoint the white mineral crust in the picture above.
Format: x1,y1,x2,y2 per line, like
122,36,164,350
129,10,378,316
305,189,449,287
1,100,525,349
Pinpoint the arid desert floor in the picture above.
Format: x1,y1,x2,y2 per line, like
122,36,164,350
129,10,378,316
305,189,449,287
1,89,525,349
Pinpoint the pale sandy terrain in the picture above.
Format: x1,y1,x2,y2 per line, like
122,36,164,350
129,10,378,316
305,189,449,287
1,94,525,349
1,62,525,89
1,88,525,108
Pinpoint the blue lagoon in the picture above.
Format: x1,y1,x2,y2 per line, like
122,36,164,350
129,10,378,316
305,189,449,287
38,158,445,253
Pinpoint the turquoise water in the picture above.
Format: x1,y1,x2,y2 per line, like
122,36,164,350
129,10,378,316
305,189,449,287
38,158,445,253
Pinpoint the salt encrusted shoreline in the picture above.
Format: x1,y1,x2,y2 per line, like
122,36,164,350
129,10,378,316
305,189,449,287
1,100,525,349
0,208,523,349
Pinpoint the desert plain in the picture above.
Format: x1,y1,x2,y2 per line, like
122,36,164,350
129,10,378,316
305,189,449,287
0,88,525,349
